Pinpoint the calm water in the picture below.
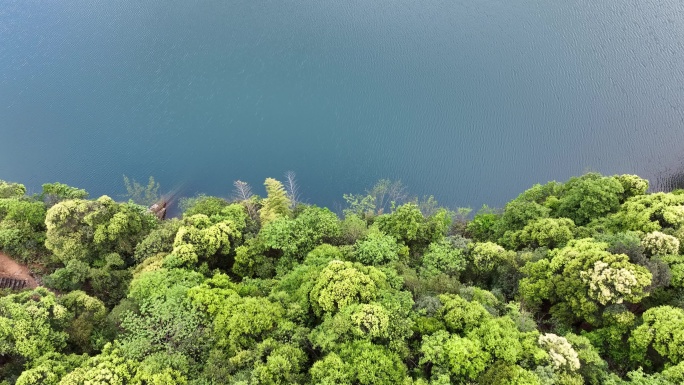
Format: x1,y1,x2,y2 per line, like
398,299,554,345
2,0,684,211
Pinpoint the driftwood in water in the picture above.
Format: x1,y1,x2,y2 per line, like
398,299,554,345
146,186,183,220
148,200,168,220
0,276,27,290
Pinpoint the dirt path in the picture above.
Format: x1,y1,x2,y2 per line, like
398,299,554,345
0,252,38,288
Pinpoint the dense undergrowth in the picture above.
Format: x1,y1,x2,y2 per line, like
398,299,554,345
0,173,683,384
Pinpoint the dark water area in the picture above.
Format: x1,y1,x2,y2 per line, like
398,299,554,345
2,1,684,212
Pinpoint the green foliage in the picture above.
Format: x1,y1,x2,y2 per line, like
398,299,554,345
310,352,353,385
641,231,680,257
261,206,340,260
582,305,637,370
0,288,69,362
419,238,466,278
504,217,576,250
478,362,541,385
437,294,492,333
520,238,652,326
0,197,47,261
4,172,684,383
166,214,241,268
339,341,407,385
188,274,285,355
0,179,26,198
602,193,684,232
310,289,413,356
554,173,624,226
45,196,157,263
311,341,407,385
58,343,138,385
420,330,490,382
15,353,87,385
233,206,340,277
120,268,208,361
58,290,107,352
375,203,424,243
565,333,610,384
343,179,408,218
131,353,190,385
180,194,228,217
374,203,449,254
466,205,501,242
468,241,515,276
133,218,182,263
41,182,88,207
339,214,369,244
629,306,684,368
656,254,684,288
342,193,377,218
354,227,402,265
616,174,649,200
495,183,555,235
251,342,307,384
260,178,292,225
310,260,388,316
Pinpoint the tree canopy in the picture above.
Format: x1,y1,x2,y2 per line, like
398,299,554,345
0,173,683,384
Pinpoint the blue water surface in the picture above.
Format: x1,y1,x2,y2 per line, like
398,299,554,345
2,0,684,211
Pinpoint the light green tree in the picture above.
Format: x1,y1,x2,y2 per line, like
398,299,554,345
309,260,389,316
420,330,490,382
478,362,541,385
58,290,107,353
630,306,684,367
164,214,241,268
469,241,515,275
554,173,624,226
40,182,88,207
119,268,208,360
641,231,680,257
58,343,138,385
15,353,88,385
419,238,467,278
602,192,684,232
538,333,581,372
519,238,652,326
0,197,47,261
260,178,291,225
310,353,353,385
0,179,26,198
504,217,576,250
0,288,70,362
616,174,649,200
437,294,492,334
354,227,402,266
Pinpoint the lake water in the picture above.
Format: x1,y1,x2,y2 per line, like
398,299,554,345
2,0,684,212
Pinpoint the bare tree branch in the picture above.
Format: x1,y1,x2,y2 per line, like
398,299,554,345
367,179,407,213
284,171,300,208
233,180,258,220
387,180,408,207
233,180,253,201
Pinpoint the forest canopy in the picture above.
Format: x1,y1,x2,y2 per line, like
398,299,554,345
1,173,684,384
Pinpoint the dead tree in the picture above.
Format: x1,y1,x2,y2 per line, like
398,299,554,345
233,180,258,221
284,171,301,209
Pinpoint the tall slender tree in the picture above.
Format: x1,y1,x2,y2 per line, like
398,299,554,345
259,178,291,225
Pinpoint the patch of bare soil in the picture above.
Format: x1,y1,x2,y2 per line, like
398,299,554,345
0,252,38,288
